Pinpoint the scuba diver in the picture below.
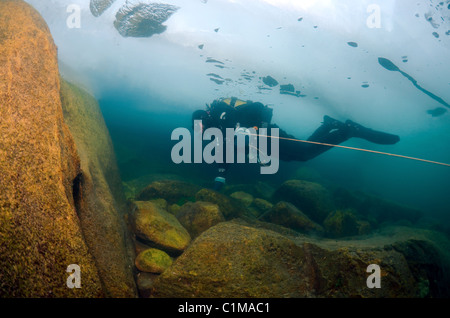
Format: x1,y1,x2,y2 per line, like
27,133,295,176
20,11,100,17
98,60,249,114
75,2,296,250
192,97,400,191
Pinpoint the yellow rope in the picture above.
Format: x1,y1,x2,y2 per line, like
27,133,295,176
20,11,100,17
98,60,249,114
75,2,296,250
242,132,450,168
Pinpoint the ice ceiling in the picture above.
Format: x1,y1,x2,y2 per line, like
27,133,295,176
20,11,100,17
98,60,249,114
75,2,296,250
24,0,450,135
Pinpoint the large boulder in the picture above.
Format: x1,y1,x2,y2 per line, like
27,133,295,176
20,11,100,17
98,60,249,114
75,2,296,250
0,0,102,297
332,187,422,225
0,1,137,297
176,201,225,238
137,180,201,205
260,201,324,235
323,210,360,238
60,79,137,297
273,180,334,223
131,201,191,254
150,222,450,298
195,188,247,219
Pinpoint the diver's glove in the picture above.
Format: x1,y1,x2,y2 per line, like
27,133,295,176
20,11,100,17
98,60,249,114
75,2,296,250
213,176,226,191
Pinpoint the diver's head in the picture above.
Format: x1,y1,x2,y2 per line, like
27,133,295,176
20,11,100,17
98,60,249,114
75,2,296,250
192,109,211,131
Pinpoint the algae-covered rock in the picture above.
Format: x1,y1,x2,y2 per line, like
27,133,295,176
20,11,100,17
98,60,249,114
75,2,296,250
332,187,422,225
224,181,276,201
0,0,103,297
137,180,201,205
168,203,181,215
195,188,247,219
131,201,191,254
323,210,359,238
151,221,307,297
136,272,159,298
273,180,334,223
251,198,273,215
135,248,172,274
150,222,450,298
60,79,137,297
230,191,254,207
260,201,324,234
176,201,225,238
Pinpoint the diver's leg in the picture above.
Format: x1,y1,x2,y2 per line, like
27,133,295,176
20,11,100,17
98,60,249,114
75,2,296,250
345,120,400,145
272,124,317,162
300,116,351,160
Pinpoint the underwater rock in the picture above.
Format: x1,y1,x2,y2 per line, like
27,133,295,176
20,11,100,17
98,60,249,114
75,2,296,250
427,107,447,117
262,75,279,87
195,189,248,219
176,201,225,238
151,221,308,297
131,201,191,254
230,191,254,207
432,31,440,38
388,238,450,297
273,180,334,224
114,1,179,38
90,0,116,17
250,198,273,216
332,187,422,225
135,248,173,274
0,1,105,297
260,202,324,235
150,221,450,297
136,272,159,298
323,210,359,238
137,180,201,204
60,79,138,297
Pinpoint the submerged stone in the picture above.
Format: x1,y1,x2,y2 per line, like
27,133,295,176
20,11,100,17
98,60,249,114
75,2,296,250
323,210,359,238
195,189,247,219
260,201,324,234
131,201,191,254
0,1,105,297
114,2,179,38
135,248,173,274
273,180,334,223
230,191,254,207
176,201,225,238
150,221,450,297
137,180,201,204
